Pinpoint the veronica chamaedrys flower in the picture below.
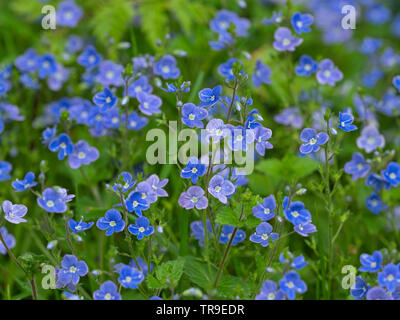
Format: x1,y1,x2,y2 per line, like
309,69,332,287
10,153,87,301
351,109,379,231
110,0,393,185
219,225,246,245
253,195,276,221
351,276,370,300
38,187,74,213
273,27,303,52
291,12,313,34
118,266,144,289
254,126,273,156
337,112,357,132
190,220,214,246
93,281,121,300
68,140,99,169
359,250,382,272
47,63,69,91
12,171,37,192
262,11,282,25
14,48,38,73
197,86,221,108
316,59,343,86
135,181,157,204
153,55,180,79
96,209,125,235
57,0,83,27
357,125,385,153
68,218,94,233
97,60,123,87
77,45,102,71
378,264,400,293
57,255,88,288
284,201,311,226
37,54,57,79
291,255,309,270
128,216,154,240
128,75,153,98
366,173,391,191
344,153,371,181
393,75,400,92
49,133,74,160
209,9,250,37
126,111,148,130
253,60,271,87
179,186,208,210
125,191,150,216
181,103,208,128
2,201,27,224
0,79,11,96
227,125,255,151
366,286,393,300
382,162,400,187
137,91,162,116
279,271,307,300
0,227,15,254
218,58,240,80
145,174,168,198
295,55,318,77
65,35,83,53
93,87,117,112
208,175,235,204
299,128,329,154
274,107,303,129
250,222,279,247
181,157,206,184
112,172,136,193
294,222,317,237
256,280,285,300
366,192,387,215
161,82,190,93
205,118,228,142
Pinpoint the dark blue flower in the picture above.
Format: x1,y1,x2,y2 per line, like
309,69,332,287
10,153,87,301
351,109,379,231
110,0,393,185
181,103,208,128
97,60,123,87
378,264,399,293
96,209,125,236
118,266,144,289
382,162,400,187
137,91,162,116
93,281,121,300
218,58,240,80
284,201,311,226
77,45,102,71
351,276,370,300
93,87,117,112
56,255,88,288
219,225,246,246
253,60,271,87
256,280,285,300
49,133,74,160
112,172,136,193
68,218,94,233
393,75,400,92
12,172,37,192
14,48,38,73
126,111,148,130
128,75,153,98
253,195,276,221
294,223,317,237
291,12,313,34
37,54,57,79
359,251,382,272
344,153,370,181
198,85,222,107
125,191,149,217
249,222,278,247
366,193,387,215
153,55,180,79
37,187,74,213
299,128,329,154
0,161,12,181
366,173,391,191
295,55,317,77
337,112,357,132
279,271,307,300
128,216,154,240
180,157,206,184
291,255,309,270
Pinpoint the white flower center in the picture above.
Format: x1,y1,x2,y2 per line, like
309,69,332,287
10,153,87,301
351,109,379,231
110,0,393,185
69,266,76,273
287,281,294,289
191,196,198,203
292,211,299,218
191,167,198,173
109,221,116,227
139,227,145,233
162,66,170,73
389,173,396,179
189,113,195,120
261,234,268,240
78,152,86,159
46,200,54,208
215,186,221,192
309,138,317,145
283,38,290,46
264,208,270,215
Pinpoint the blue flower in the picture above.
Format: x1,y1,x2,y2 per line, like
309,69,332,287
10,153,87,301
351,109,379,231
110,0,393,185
393,75,400,92
126,111,148,130
137,91,162,116
0,79,11,96
0,227,15,254
274,107,303,129
47,63,69,91
359,251,382,272
118,266,144,289
125,191,149,217
226,125,255,151
68,140,99,169
256,280,285,300
112,172,137,193
179,186,208,210
14,48,38,73
291,12,314,34
56,255,88,288
359,37,382,55
316,59,343,86
262,11,282,25
366,173,391,191
12,172,37,192
273,27,303,52
291,255,309,270
208,174,235,204
37,54,57,79
253,195,276,221
146,174,169,198
382,162,400,187
366,192,387,215
218,58,240,80
180,157,206,184
249,222,278,247
190,220,214,247
284,201,311,226
253,60,271,87
96,209,125,236
128,216,154,240
57,0,83,27
366,286,393,300
350,276,370,300
2,200,27,224
219,225,246,246
161,82,190,93
97,60,123,87
153,55,180,79
344,153,370,181
279,271,307,300
294,223,317,237
337,112,357,132
299,128,329,154
198,85,222,107
93,87,117,112
365,3,391,25
49,133,74,160
65,35,83,53
77,45,102,71
93,281,121,300
37,187,74,213
209,9,250,38
181,103,208,128
295,55,318,77
128,75,153,98
68,218,94,233
378,264,400,293
254,126,273,157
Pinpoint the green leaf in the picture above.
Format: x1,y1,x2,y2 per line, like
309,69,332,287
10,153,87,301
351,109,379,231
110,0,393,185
215,206,243,227
139,1,168,48
154,258,185,288
146,273,165,289
217,276,251,299
183,256,213,290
